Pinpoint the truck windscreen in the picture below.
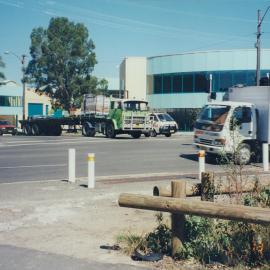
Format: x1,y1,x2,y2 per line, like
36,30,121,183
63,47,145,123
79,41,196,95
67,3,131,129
196,105,230,131
123,101,148,111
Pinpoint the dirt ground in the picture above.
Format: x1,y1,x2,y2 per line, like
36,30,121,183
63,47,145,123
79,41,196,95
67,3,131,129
0,178,174,268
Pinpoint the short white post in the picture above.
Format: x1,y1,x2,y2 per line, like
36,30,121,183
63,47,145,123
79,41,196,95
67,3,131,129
87,153,95,188
198,150,205,181
263,143,269,172
68,148,76,183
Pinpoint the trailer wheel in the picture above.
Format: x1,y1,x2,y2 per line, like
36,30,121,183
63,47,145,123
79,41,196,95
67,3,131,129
131,131,141,139
236,143,251,165
150,130,157,137
52,125,62,136
82,122,95,137
31,124,40,136
106,123,116,138
25,124,32,136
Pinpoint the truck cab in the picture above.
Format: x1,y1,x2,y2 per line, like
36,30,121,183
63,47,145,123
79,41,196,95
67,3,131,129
194,101,257,164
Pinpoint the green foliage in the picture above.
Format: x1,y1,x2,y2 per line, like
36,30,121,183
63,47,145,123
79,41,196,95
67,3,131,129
26,17,107,111
146,213,172,255
0,56,5,80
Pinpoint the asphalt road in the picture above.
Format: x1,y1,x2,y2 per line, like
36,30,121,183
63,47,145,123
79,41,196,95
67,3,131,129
0,133,218,183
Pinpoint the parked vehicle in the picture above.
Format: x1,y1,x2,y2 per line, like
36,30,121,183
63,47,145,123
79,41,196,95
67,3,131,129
193,85,270,164
149,112,178,137
20,95,152,139
0,120,17,135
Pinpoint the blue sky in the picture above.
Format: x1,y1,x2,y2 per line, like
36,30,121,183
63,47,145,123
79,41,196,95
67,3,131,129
1,0,270,89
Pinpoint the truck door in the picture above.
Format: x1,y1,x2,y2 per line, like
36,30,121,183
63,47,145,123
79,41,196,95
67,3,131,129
232,106,253,139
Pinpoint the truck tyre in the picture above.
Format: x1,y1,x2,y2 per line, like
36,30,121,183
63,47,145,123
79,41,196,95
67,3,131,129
150,130,157,137
165,133,172,137
236,143,251,165
131,131,141,139
0,130,3,136
52,125,62,136
82,122,95,137
25,124,32,136
31,124,40,136
106,123,116,138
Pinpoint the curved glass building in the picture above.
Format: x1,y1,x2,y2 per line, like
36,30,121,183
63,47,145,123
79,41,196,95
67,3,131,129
146,49,270,131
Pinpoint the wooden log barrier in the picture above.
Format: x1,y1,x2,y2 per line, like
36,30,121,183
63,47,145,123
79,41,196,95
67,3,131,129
153,176,270,198
119,193,270,226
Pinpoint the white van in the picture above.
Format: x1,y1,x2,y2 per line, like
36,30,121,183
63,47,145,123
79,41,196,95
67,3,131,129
150,113,178,137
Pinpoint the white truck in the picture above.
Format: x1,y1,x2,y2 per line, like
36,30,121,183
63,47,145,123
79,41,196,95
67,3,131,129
194,85,270,164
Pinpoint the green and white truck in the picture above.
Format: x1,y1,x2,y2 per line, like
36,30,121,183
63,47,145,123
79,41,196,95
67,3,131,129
20,94,152,138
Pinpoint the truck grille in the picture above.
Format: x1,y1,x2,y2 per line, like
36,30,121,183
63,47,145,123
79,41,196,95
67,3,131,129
200,138,212,145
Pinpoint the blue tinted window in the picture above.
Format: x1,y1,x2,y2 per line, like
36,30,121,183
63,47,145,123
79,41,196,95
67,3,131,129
211,72,220,92
172,75,182,93
195,72,208,92
163,75,171,93
233,71,246,85
183,74,193,92
154,75,162,94
246,71,255,86
219,72,233,92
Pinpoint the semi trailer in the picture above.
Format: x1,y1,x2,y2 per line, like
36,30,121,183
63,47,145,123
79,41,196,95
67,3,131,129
194,85,270,164
20,94,152,138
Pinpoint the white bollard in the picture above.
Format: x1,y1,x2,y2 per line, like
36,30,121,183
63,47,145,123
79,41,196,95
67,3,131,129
68,148,76,183
198,150,205,181
263,143,269,172
87,153,95,188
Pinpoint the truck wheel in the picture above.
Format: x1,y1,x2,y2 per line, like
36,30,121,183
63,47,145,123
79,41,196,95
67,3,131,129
82,123,95,137
236,143,251,165
12,129,18,136
131,131,141,139
144,132,150,137
106,123,116,138
52,125,62,136
150,130,157,137
31,124,40,136
25,124,32,136
0,130,3,136
165,133,172,137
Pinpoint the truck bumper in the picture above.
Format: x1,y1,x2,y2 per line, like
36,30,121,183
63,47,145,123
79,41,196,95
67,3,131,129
193,143,224,154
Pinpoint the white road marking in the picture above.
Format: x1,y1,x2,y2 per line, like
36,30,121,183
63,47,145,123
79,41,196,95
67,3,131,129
0,137,184,148
0,164,67,169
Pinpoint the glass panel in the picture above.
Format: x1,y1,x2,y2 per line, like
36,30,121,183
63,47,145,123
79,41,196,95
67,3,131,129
246,71,255,86
219,72,232,92
183,74,193,92
194,72,207,92
163,75,171,93
211,72,219,92
0,96,22,107
233,71,246,85
154,75,162,94
172,75,182,93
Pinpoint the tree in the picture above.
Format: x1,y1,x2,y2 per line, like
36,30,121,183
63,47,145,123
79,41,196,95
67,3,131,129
0,56,5,81
26,17,102,111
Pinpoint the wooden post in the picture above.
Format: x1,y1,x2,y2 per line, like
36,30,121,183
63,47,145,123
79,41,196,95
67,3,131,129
201,172,215,202
171,180,186,257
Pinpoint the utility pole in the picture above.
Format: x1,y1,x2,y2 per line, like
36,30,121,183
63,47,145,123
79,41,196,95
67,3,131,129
256,7,270,86
256,10,261,86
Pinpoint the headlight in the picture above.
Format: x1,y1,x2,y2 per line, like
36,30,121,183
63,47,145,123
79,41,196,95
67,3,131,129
214,138,226,146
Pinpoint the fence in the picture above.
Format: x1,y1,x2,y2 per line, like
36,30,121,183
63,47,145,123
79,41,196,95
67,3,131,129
118,172,270,256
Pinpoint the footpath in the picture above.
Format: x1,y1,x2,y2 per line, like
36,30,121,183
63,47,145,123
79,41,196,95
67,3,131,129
0,177,177,270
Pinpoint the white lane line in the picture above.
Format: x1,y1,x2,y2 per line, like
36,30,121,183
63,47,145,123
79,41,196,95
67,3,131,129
0,164,67,169
0,137,184,148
